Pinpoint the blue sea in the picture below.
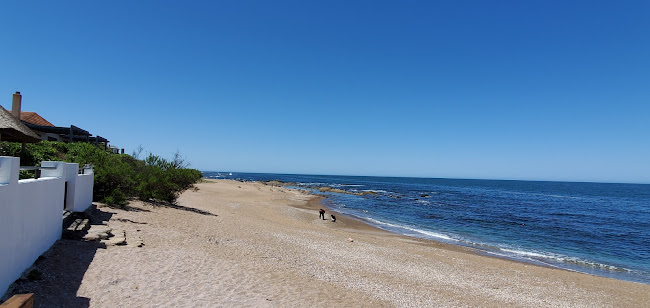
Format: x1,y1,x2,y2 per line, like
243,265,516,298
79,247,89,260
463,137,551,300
202,172,650,284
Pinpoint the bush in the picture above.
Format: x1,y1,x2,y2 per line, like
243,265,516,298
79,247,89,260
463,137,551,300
0,141,202,205
0,141,60,166
133,153,202,203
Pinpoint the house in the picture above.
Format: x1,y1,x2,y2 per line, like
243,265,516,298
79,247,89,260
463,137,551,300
13,109,65,142
5,92,113,149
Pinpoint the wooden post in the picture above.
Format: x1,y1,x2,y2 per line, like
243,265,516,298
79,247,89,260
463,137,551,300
0,293,34,308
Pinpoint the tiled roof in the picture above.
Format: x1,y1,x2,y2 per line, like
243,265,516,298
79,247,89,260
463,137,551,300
7,110,55,127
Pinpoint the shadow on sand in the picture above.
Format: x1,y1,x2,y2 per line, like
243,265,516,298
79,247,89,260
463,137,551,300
1,207,115,308
147,200,218,217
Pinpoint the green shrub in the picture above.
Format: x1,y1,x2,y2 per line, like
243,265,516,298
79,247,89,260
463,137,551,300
132,153,202,203
0,141,202,205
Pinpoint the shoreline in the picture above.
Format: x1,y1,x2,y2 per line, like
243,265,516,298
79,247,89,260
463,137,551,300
233,179,650,299
278,180,648,285
290,187,626,284
250,180,650,306
4,179,648,307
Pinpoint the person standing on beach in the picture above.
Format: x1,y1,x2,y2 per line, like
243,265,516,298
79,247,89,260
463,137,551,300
319,209,326,220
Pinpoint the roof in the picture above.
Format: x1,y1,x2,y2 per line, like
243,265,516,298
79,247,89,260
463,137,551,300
24,124,90,136
0,105,41,143
12,111,55,127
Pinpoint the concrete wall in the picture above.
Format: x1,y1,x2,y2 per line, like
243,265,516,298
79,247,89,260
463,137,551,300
0,157,65,296
40,161,94,212
0,156,95,296
41,161,77,211
73,172,94,212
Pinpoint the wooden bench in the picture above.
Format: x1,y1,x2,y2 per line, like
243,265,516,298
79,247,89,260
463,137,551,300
0,294,34,308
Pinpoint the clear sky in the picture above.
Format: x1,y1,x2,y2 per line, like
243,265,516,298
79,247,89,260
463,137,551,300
1,1,649,183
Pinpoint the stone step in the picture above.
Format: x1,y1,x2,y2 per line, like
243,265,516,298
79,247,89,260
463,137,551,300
67,218,90,232
62,211,81,230
62,215,91,240
61,204,110,241
83,225,113,241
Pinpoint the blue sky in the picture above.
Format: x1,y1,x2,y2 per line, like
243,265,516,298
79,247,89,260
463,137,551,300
1,1,649,183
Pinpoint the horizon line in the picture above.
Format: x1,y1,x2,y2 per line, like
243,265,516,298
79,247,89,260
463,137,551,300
199,170,650,186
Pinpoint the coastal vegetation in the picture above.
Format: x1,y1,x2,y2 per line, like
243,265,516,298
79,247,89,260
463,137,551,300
0,141,202,206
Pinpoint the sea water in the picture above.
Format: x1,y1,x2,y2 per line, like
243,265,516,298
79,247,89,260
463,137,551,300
202,172,650,284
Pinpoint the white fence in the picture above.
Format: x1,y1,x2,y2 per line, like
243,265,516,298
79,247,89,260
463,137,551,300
0,156,95,296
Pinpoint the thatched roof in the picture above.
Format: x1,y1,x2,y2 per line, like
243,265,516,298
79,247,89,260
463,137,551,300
0,105,41,143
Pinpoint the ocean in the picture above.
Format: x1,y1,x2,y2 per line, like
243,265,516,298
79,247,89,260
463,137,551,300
202,172,650,284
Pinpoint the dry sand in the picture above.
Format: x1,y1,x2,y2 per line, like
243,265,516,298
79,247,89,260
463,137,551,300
3,179,649,307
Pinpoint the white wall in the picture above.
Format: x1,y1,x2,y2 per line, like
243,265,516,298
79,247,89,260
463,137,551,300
0,156,94,296
0,157,65,296
41,161,76,211
73,173,94,212
41,161,94,212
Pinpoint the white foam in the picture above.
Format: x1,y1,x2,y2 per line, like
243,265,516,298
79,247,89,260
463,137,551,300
497,248,632,273
363,218,454,241
362,189,389,194
297,182,326,186
407,228,454,241
500,248,551,259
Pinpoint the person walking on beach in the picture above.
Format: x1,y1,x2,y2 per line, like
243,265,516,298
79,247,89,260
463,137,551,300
319,209,326,220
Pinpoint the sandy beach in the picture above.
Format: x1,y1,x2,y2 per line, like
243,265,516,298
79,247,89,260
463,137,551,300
4,179,649,307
